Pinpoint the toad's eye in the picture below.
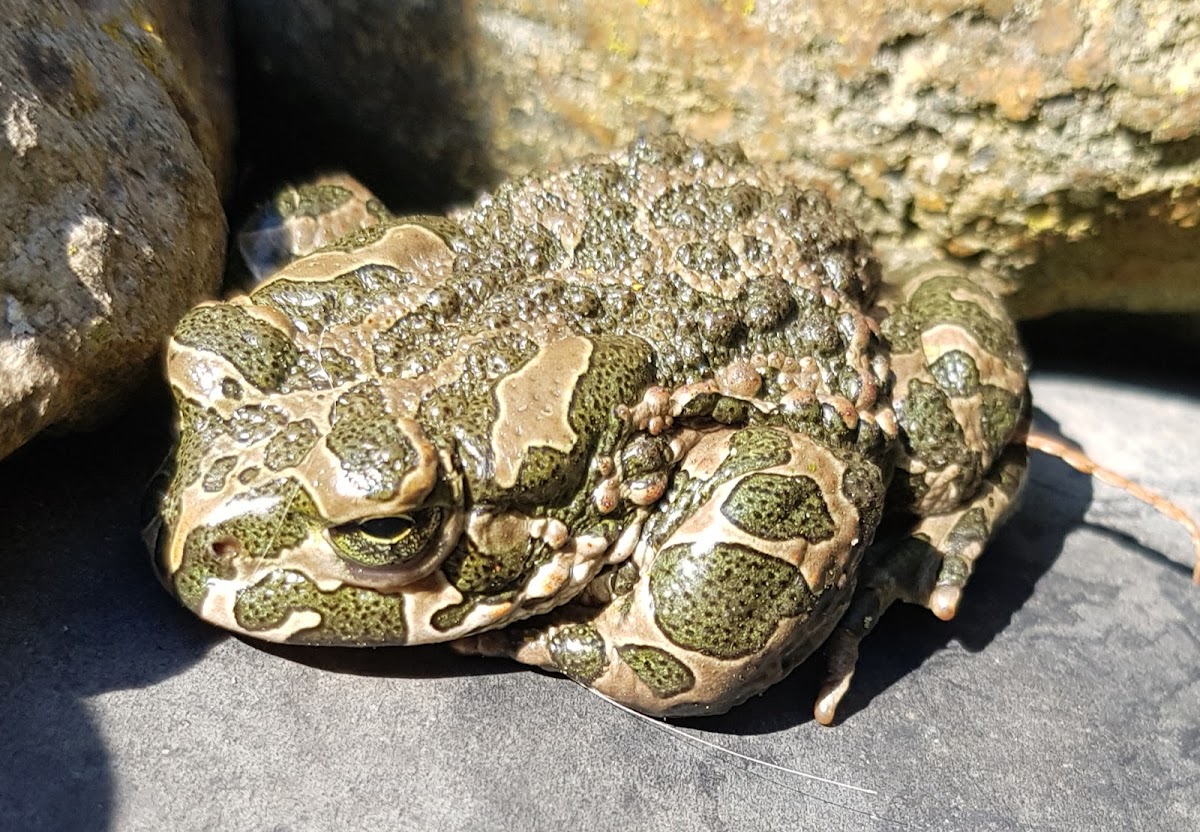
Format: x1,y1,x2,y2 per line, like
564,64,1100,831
329,507,446,569
358,516,415,541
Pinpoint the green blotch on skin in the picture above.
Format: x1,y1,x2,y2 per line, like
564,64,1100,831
929,349,981,397
724,427,793,472
840,460,886,541
161,396,227,525
610,561,639,596
645,427,795,549
234,570,407,644
274,183,354,218
775,397,858,451
938,553,970,587
487,334,656,507
650,542,815,659
896,378,984,507
430,601,473,632
172,305,299,392
937,504,994,590
676,391,722,419
548,624,609,683
944,506,988,558
979,384,1023,453
326,383,417,500
415,332,538,498
565,335,656,447
174,526,238,611
883,274,1023,371
994,447,1028,498
264,419,319,471
900,379,968,470
617,644,696,698
711,397,751,425
889,469,930,512
621,434,673,479
721,472,835,542
228,405,287,445
441,538,534,595
428,592,518,633
201,456,237,493
317,348,359,385
253,272,370,333
512,446,578,501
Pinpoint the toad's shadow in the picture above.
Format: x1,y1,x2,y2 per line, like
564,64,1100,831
256,639,511,679
681,407,1093,736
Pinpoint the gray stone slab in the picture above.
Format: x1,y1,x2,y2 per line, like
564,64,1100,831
2,330,1198,832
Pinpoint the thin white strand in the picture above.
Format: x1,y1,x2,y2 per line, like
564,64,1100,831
584,686,877,795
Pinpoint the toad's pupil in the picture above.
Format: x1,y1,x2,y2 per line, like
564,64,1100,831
358,516,414,540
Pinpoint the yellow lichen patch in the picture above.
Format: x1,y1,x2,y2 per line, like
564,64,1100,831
722,0,755,16
606,18,639,58
1025,203,1061,233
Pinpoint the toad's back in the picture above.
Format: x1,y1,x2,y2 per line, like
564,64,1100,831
246,134,886,407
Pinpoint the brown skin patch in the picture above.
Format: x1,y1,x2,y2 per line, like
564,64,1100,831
490,336,593,489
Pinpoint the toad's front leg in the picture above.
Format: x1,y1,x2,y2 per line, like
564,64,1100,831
815,443,1027,724
456,426,887,717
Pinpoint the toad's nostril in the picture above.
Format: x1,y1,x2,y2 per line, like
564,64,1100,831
211,538,243,560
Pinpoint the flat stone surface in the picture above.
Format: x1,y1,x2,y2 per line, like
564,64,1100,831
1,321,1198,831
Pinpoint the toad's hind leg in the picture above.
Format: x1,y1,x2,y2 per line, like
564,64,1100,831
814,444,1027,725
456,426,885,718
812,263,1032,725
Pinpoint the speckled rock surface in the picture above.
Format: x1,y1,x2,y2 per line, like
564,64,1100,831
1,321,1197,831
0,0,232,460
234,0,1200,317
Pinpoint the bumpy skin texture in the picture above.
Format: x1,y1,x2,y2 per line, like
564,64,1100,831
150,135,1030,719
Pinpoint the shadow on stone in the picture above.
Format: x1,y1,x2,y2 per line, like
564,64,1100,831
0,394,217,832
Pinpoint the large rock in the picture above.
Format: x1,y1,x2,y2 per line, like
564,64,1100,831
234,0,1200,318
0,0,233,460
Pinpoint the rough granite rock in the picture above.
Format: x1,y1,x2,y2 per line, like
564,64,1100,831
234,0,1200,318
0,0,233,460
